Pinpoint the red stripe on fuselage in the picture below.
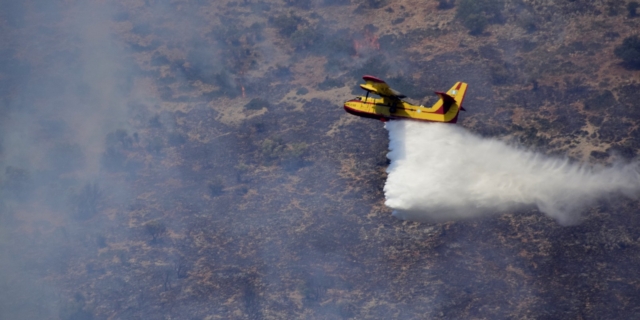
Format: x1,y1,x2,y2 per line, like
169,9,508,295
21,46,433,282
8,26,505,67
346,99,415,111
343,104,456,123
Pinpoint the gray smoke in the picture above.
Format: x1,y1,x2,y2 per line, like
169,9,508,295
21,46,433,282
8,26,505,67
384,121,640,225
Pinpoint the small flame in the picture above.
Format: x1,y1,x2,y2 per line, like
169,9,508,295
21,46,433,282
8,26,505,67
353,30,380,56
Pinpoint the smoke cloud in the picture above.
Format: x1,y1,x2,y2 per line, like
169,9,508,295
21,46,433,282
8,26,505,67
384,121,640,225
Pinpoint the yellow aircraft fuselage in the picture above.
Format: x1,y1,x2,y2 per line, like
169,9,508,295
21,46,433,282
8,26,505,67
343,76,468,123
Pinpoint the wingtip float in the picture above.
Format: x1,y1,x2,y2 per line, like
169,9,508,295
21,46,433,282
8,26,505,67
343,75,468,123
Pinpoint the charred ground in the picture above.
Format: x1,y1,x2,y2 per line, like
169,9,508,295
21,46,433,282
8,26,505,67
1,0,640,319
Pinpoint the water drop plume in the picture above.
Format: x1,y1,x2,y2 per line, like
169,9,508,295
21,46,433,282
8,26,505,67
384,121,640,225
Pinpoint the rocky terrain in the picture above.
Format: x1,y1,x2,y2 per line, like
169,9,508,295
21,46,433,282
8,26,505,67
1,0,640,319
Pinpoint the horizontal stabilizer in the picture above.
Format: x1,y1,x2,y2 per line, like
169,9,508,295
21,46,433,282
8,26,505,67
434,91,456,114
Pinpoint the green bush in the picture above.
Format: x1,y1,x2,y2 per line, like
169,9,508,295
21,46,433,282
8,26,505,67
437,0,455,10
318,77,344,90
323,0,350,5
235,163,251,183
285,0,311,9
260,138,286,163
144,220,167,242
101,130,140,172
349,55,389,79
213,71,242,98
208,177,225,196
59,295,93,320
516,11,537,33
290,28,323,50
614,35,640,69
391,17,405,25
456,0,505,35
146,136,164,155
584,90,615,111
607,4,620,16
489,63,510,85
245,98,270,110
3,166,32,201
149,114,162,128
358,0,388,9
271,13,307,37
325,30,355,57
168,132,187,146
520,40,538,52
285,142,308,159
105,129,134,150
281,142,308,171
260,139,308,169
273,64,292,78
463,14,488,35
71,183,101,221
628,2,639,18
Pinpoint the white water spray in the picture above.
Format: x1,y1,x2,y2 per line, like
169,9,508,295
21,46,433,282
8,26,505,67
384,121,640,225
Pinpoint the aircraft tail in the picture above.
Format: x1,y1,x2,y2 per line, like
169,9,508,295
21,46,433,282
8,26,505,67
432,82,468,123
434,91,456,114
448,82,468,112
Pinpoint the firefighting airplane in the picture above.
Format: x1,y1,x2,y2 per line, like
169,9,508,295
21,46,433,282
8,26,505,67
343,75,468,123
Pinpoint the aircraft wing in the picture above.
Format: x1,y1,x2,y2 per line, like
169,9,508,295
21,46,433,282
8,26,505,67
359,75,406,99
